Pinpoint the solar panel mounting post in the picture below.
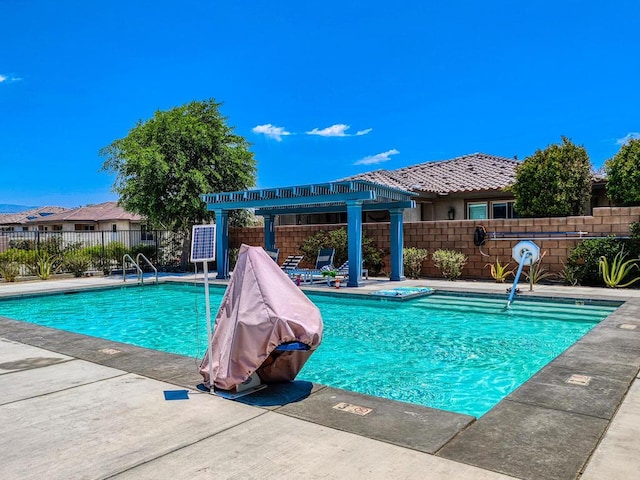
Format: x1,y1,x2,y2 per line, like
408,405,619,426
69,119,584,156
190,225,217,394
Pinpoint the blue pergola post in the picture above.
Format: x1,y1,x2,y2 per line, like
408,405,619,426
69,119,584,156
346,200,363,287
389,208,405,281
263,214,276,252
214,209,229,279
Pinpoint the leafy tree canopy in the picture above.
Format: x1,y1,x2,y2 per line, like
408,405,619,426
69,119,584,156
511,136,592,217
100,99,257,232
605,138,640,206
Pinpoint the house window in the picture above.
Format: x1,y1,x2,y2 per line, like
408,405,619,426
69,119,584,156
491,201,518,219
75,224,95,231
112,224,117,232
52,225,62,231
467,202,488,220
141,225,154,241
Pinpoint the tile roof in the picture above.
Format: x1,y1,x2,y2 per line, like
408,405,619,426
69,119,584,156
343,153,519,195
26,202,143,223
0,206,70,226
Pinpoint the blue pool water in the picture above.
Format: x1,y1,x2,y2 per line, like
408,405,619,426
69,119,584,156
0,283,617,417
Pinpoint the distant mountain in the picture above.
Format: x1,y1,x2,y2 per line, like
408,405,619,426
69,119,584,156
0,204,36,213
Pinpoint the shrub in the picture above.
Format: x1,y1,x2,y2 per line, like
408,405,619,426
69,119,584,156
63,252,92,277
605,138,640,206
511,136,592,217
131,243,157,261
299,228,385,276
0,261,20,282
432,249,467,280
566,237,640,286
403,247,429,279
631,222,640,239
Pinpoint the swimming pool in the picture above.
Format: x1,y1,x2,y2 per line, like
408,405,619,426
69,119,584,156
0,283,618,417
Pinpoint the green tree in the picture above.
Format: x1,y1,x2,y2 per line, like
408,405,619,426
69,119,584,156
101,99,257,267
511,136,592,217
605,138,640,206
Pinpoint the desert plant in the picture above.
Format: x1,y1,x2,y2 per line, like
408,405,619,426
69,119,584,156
598,250,640,288
432,249,467,280
0,261,20,282
557,262,579,286
485,257,514,283
523,251,554,284
566,237,639,286
28,253,62,280
63,252,92,277
403,247,429,279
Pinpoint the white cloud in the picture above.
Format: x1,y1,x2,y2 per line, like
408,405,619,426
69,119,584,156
616,132,640,145
252,124,291,141
306,124,372,137
0,74,22,84
354,149,400,166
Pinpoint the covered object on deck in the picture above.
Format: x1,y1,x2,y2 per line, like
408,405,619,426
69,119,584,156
199,244,323,391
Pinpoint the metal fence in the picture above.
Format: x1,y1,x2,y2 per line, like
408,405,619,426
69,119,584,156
0,230,185,276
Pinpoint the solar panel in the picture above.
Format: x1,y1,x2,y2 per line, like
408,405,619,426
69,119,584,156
190,224,216,262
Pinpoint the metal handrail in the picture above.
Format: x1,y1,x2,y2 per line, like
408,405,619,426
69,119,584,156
122,254,143,284
136,253,158,284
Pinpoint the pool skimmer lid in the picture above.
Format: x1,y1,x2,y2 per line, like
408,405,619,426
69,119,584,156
566,374,592,386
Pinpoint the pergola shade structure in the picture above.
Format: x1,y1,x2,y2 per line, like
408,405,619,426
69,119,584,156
201,180,416,286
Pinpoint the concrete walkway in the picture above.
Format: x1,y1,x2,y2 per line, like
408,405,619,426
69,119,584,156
1,275,639,479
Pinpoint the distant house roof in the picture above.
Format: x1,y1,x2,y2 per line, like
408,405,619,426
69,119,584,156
0,206,70,226
26,202,143,223
343,153,519,196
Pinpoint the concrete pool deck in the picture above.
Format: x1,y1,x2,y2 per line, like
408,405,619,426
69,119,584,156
0,274,639,479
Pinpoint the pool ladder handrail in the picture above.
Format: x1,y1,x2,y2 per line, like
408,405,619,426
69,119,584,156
136,253,158,285
122,254,143,284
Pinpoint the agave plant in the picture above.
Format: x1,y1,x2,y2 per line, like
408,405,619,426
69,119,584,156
28,253,62,280
485,257,514,283
523,251,554,284
598,251,640,288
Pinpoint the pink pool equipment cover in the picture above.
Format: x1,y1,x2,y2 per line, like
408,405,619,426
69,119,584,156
200,244,324,391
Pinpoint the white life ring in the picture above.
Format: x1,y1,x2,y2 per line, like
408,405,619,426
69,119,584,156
512,240,540,266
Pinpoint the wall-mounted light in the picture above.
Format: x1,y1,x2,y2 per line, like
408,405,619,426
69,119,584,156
448,208,455,220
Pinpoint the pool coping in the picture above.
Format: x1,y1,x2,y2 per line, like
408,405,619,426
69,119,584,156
1,278,639,480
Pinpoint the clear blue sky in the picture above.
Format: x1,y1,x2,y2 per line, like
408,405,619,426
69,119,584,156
1,1,639,208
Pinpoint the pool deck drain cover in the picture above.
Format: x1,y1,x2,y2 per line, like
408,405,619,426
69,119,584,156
619,323,638,330
332,402,373,416
566,374,592,386
99,348,121,355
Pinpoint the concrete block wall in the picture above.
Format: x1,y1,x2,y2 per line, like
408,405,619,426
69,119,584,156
230,207,640,279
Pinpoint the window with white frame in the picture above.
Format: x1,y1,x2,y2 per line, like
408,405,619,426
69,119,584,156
467,202,488,220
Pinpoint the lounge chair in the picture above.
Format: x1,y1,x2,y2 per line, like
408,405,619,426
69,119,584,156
281,255,304,271
336,260,369,280
293,248,336,284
